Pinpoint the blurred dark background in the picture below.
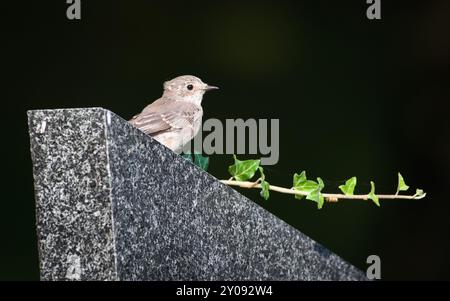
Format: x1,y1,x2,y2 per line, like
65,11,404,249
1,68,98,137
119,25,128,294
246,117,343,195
2,0,449,280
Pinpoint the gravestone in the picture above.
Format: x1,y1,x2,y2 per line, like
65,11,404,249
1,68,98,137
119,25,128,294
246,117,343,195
27,107,366,281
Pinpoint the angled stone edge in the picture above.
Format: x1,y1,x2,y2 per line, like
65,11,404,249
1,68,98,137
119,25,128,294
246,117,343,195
27,107,367,281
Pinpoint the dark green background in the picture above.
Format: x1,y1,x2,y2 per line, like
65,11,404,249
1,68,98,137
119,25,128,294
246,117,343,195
2,0,449,280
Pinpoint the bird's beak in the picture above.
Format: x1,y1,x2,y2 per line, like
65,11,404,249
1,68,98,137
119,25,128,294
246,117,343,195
204,85,219,91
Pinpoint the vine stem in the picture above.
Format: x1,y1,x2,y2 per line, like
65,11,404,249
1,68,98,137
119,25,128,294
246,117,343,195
220,180,426,202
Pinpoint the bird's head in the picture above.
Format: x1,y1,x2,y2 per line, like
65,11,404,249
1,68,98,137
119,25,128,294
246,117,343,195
162,75,219,105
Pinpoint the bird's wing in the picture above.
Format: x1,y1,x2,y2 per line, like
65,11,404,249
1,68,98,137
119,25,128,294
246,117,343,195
130,100,201,135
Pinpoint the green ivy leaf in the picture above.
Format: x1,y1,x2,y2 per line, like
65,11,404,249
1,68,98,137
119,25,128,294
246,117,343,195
306,177,325,209
228,163,236,176
228,155,260,181
298,180,320,192
260,180,270,200
292,171,319,200
413,188,426,198
339,177,357,196
396,172,409,194
258,167,270,200
293,171,307,187
193,153,209,171
294,194,304,200
368,181,380,207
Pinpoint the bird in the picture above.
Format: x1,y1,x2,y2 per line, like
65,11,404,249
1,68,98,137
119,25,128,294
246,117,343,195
129,75,219,153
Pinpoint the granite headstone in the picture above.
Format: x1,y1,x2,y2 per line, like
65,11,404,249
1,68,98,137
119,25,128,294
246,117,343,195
27,108,366,281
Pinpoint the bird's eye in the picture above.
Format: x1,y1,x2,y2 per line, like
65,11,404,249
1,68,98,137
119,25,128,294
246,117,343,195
187,84,193,91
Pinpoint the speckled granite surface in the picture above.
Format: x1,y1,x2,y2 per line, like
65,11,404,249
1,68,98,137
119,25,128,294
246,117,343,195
28,108,366,281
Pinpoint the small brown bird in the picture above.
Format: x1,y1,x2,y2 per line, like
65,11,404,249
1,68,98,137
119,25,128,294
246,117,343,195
129,75,218,153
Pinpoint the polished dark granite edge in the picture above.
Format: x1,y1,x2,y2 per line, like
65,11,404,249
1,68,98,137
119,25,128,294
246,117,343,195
28,107,366,281
28,108,117,280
